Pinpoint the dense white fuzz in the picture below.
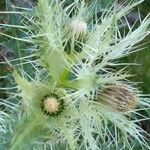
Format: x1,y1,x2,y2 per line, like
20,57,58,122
70,18,87,35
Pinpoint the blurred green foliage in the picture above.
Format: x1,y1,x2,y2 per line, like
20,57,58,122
0,1,5,11
139,0,150,16
124,0,150,94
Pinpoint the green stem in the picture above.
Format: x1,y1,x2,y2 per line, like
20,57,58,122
59,80,79,89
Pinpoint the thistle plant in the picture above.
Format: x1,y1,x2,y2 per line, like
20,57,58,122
0,0,150,149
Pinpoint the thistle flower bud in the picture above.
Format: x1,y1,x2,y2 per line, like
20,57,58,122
98,85,137,112
70,18,87,35
41,94,64,117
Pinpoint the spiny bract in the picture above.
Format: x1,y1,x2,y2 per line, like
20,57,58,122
0,0,150,150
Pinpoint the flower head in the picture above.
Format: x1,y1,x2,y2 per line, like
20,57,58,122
98,84,137,112
70,18,87,35
41,94,65,116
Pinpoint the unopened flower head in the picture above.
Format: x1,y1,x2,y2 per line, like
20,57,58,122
70,18,87,35
98,84,137,112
